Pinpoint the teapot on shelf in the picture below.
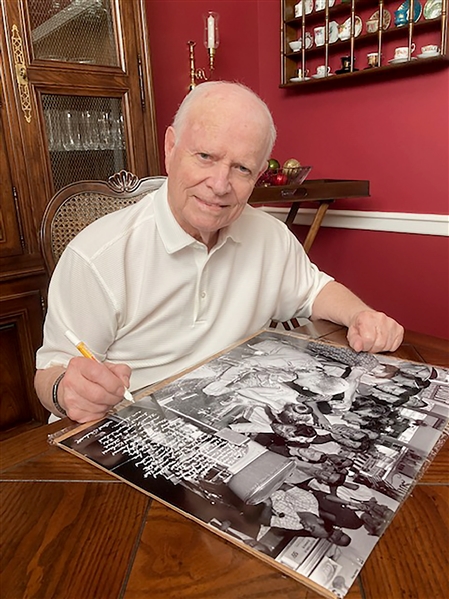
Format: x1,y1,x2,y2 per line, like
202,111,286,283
394,8,408,27
336,55,359,74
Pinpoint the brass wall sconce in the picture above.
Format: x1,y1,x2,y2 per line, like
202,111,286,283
187,12,219,90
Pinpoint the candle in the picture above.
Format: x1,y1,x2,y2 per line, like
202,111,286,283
207,14,215,49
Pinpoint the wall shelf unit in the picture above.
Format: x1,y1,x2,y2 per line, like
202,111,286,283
281,0,449,87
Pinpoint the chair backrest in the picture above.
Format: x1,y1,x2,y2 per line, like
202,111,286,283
40,170,166,274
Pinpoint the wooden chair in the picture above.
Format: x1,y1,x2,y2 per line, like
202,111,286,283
40,170,166,275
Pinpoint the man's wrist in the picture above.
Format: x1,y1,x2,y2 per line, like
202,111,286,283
52,372,67,417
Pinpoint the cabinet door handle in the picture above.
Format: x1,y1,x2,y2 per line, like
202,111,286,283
11,24,32,123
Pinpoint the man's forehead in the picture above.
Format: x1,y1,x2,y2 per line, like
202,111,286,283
185,116,266,167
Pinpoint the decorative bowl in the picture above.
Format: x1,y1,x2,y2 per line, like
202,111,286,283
256,166,312,187
288,40,302,52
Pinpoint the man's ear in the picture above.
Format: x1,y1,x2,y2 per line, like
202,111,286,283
164,126,176,173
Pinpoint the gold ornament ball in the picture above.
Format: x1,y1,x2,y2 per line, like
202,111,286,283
282,158,301,179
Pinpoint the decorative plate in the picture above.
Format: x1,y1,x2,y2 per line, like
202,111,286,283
315,0,335,11
395,1,423,23
329,21,339,44
338,16,362,41
366,9,392,32
423,0,442,19
294,0,314,18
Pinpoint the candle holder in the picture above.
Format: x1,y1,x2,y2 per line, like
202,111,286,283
187,12,219,91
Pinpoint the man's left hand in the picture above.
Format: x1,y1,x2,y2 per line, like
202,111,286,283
347,310,404,353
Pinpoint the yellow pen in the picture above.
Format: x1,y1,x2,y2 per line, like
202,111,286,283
65,329,134,403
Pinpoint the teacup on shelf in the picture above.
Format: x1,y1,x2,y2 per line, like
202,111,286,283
367,52,380,68
366,19,378,34
296,67,309,79
315,64,331,77
420,44,439,56
393,44,415,60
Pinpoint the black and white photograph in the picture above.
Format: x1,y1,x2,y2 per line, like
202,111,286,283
57,330,449,599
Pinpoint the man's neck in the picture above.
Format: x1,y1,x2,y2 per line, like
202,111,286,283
196,230,219,252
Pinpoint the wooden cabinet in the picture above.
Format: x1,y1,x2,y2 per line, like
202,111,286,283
0,0,160,436
281,0,449,86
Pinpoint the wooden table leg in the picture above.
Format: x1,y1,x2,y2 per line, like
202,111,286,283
285,203,301,228
302,199,334,254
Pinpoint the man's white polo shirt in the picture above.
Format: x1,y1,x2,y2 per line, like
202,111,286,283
36,181,332,391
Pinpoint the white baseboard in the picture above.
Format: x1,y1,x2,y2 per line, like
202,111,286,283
259,207,449,237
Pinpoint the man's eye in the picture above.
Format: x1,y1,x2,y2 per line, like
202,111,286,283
199,153,210,160
237,165,251,174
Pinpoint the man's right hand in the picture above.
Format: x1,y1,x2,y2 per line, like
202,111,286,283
36,357,131,423
58,357,131,422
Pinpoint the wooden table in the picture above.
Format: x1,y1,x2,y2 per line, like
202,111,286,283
1,322,448,599
249,179,370,253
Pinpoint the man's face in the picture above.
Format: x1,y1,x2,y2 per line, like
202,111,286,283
164,92,269,248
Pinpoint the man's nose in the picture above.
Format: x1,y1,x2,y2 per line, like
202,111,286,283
209,164,232,195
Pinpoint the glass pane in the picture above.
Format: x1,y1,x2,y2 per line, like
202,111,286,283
42,94,127,191
29,0,118,66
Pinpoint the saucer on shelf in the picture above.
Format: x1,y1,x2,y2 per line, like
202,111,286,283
417,51,440,58
289,76,310,82
312,73,333,78
388,56,418,64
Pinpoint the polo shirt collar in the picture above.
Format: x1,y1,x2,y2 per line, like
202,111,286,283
153,181,197,253
153,181,248,253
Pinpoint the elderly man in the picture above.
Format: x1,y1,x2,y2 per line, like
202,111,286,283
35,81,403,423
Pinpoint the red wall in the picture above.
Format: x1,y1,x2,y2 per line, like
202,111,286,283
146,0,449,340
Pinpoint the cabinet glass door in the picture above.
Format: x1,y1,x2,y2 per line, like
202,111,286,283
28,0,118,66
42,94,127,191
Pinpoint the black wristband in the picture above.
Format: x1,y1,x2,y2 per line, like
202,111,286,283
52,372,67,417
